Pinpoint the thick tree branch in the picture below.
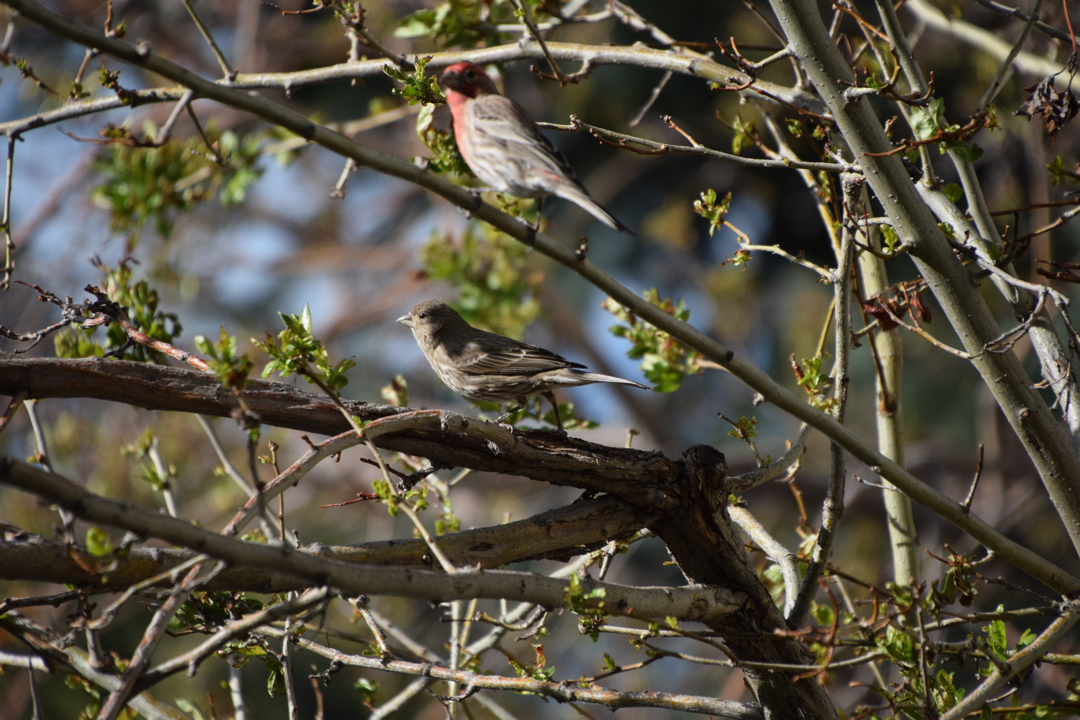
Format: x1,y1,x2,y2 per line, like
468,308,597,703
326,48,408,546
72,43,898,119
0,495,652,592
3,362,1076,600
0,457,746,624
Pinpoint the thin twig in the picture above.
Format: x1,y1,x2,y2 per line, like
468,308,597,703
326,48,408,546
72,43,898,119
2,134,15,289
970,0,1076,45
728,424,811,493
505,0,574,85
978,0,1044,111
546,117,852,173
789,173,859,626
195,415,256,498
962,444,985,510
145,90,194,146
97,561,210,720
628,70,671,127
179,0,235,80
0,389,27,436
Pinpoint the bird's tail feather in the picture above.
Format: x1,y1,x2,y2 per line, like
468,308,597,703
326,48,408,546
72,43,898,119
556,186,634,235
570,371,649,390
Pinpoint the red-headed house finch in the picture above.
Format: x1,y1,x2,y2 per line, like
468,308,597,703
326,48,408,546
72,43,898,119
440,62,632,234
398,300,648,432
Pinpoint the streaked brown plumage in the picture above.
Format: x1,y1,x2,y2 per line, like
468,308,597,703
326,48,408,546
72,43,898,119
440,61,632,234
398,300,648,432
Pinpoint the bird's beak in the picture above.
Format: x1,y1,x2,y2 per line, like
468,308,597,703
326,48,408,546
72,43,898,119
396,314,413,328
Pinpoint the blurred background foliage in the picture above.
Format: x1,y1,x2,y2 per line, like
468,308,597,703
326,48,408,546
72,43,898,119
2,0,1080,717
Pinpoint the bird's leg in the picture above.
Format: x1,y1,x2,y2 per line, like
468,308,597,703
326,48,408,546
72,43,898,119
541,391,565,434
464,187,489,214
496,400,527,424
519,197,543,247
532,197,544,232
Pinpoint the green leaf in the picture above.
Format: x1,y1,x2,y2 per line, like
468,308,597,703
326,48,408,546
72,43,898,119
983,619,1008,660
693,189,732,236
384,56,444,107
603,290,698,393
353,677,378,703
731,115,756,155
810,602,834,627
266,657,286,697
86,526,114,557
953,143,983,163
911,98,946,141
881,224,900,252
944,183,964,203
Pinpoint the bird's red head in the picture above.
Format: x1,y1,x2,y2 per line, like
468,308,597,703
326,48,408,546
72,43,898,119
441,62,500,99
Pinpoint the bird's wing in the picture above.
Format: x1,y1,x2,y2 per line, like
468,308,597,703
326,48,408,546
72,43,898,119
471,96,582,186
455,337,586,376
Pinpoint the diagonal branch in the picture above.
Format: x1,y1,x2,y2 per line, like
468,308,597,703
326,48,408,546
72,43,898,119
768,0,1080,561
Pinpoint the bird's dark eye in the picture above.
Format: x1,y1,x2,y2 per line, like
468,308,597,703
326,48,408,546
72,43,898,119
464,70,475,79
418,312,426,319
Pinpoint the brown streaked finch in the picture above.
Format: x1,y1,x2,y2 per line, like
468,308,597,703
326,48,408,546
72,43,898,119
398,300,648,432
440,61,632,235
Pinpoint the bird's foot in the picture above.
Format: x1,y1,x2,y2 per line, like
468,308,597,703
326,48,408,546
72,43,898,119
517,216,537,247
466,187,487,213
548,423,569,438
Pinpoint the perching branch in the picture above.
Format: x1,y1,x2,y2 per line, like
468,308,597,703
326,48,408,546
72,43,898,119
2,356,1077,596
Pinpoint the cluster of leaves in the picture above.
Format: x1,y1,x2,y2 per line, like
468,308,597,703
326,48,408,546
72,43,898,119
415,103,472,177
729,115,758,155
55,260,182,363
120,428,173,492
1046,155,1080,186
395,0,546,45
872,610,1045,718
792,355,836,414
421,226,543,338
694,188,732,237
909,98,984,163
165,591,303,700
565,573,608,641
173,591,268,636
92,124,263,240
603,289,701,392
844,549,1080,719
255,306,355,393
371,475,428,518
195,327,254,394
507,644,557,685
384,56,445,107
